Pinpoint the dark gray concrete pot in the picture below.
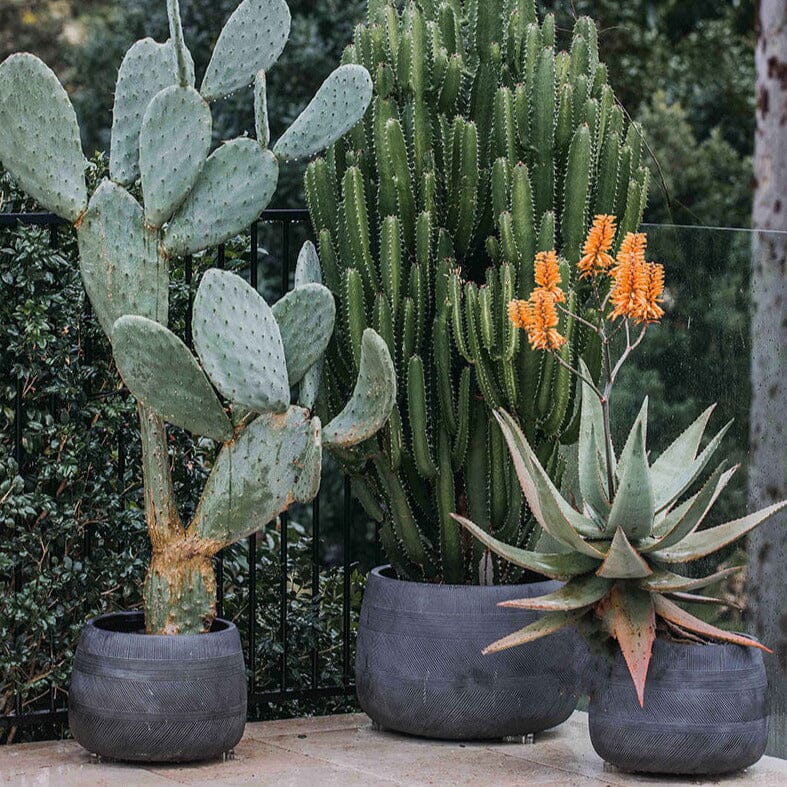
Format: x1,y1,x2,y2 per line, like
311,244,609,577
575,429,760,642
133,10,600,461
589,637,769,775
69,611,246,762
356,566,582,740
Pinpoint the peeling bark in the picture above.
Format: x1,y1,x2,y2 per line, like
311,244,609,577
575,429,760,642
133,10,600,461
748,0,787,757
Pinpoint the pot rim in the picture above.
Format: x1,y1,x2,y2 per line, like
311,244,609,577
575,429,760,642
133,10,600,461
369,564,557,594
84,610,238,641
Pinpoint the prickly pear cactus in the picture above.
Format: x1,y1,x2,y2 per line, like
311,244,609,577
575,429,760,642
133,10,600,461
307,1,649,583
0,0,391,634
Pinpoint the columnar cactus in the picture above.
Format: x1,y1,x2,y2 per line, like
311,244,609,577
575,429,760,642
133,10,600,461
0,0,394,634
306,1,649,583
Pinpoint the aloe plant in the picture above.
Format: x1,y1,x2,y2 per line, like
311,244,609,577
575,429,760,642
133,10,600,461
305,1,649,583
0,0,394,634
454,223,787,705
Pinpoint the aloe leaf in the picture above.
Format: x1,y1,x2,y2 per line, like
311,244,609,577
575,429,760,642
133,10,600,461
596,527,652,579
649,405,719,507
654,419,733,513
482,610,582,655
498,575,611,612
615,397,648,481
451,514,601,580
649,404,714,482
606,419,654,539
494,409,604,554
650,498,787,563
596,584,655,707
653,595,772,652
580,420,610,520
664,591,736,607
639,566,743,593
642,463,736,551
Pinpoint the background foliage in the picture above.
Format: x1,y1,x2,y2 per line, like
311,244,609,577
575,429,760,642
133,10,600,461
1,0,757,738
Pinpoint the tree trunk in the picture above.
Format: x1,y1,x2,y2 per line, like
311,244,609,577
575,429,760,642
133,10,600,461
748,0,787,758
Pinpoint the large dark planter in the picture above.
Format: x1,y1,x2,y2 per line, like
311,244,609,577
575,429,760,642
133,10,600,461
356,565,582,740
588,637,768,775
69,611,246,762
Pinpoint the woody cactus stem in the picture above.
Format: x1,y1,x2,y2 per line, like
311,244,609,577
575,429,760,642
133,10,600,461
307,1,649,583
0,0,389,634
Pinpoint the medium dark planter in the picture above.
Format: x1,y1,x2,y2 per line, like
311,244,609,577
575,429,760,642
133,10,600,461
356,565,583,740
69,611,246,762
588,637,769,775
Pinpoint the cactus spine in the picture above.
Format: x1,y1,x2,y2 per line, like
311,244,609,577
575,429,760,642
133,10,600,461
0,0,392,633
307,1,649,583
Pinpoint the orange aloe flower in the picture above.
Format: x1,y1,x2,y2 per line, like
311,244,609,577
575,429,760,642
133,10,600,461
617,231,647,267
578,214,617,278
508,298,533,330
509,291,566,351
609,251,646,321
609,232,665,324
534,251,566,302
634,262,665,323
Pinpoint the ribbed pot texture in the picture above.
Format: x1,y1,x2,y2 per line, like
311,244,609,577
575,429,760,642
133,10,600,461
588,637,768,775
69,611,246,762
356,566,583,740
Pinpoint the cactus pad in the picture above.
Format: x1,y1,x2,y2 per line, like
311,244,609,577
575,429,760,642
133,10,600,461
0,54,87,222
192,269,289,414
139,85,212,227
323,329,396,449
273,65,373,160
294,242,324,410
78,180,168,338
112,315,233,441
271,282,335,386
200,0,291,102
191,405,321,546
109,38,192,186
294,240,322,287
161,139,278,256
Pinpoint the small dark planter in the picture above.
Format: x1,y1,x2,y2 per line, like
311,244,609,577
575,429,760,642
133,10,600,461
356,566,582,740
69,611,246,762
588,637,768,775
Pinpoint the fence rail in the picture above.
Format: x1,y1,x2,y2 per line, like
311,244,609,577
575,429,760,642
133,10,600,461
1,208,361,737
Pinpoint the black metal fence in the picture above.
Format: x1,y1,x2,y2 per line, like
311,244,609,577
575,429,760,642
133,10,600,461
0,208,363,737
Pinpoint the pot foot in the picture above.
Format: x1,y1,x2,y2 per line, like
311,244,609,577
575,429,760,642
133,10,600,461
221,749,236,762
502,733,536,744
370,721,386,732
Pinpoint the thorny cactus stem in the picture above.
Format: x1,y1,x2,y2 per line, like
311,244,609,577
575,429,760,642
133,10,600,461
138,403,218,633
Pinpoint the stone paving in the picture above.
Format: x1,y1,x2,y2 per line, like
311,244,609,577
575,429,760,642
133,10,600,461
1,711,785,786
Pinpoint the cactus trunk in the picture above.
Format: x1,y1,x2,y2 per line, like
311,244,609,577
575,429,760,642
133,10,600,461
138,403,217,633
144,546,217,635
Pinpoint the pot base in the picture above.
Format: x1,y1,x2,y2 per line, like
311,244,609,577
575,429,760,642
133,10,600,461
69,611,247,763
